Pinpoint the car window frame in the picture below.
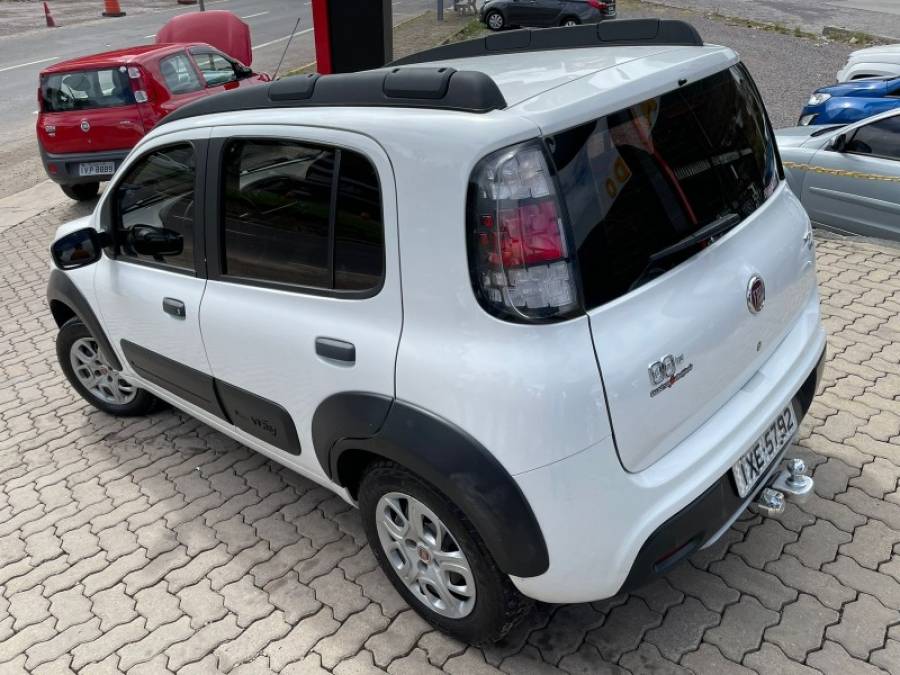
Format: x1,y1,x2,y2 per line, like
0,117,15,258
158,51,205,95
205,135,386,300
189,49,239,87
844,113,900,162
100,138,209,278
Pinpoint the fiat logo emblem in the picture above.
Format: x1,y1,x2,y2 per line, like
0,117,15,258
80,119,90,132
747,275,766,314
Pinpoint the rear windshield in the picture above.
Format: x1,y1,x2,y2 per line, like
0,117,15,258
41,68,135,113
548,64,779,309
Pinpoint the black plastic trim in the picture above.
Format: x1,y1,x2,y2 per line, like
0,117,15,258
316,396,550,578
390,19,703,66
315,337,356,363
312,392,395,473
158,68,507,128
215,380,302,455
120,339,226,418
47,269,122,371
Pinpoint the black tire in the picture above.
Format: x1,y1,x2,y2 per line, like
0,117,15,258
359,461,532,644
60,182,99,201
561,16,580,26
56,317,161,416
485,9,505,31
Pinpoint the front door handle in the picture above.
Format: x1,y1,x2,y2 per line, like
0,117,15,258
315,337,356,363
162,297,186,318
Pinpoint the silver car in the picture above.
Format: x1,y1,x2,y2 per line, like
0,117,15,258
776,109,900,241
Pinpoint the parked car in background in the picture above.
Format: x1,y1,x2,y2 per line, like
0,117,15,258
480,0,615,31
778,109,900,241
837,43,900,82
798,77,900,126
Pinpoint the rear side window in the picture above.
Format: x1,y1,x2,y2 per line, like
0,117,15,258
846,116,900,160
221,139,384,293
159,53,203,94
115,143,196,271
549,64,779,309
40,68,134,112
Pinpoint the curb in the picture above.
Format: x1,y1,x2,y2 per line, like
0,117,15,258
822,25,898,45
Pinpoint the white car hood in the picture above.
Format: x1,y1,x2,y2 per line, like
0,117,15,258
846,43,900,63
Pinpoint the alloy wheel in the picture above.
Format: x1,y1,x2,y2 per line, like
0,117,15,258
69,337,137,405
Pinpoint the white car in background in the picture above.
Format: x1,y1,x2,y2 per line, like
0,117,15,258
837,43,900,81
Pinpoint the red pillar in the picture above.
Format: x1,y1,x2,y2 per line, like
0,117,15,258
311,0,333,75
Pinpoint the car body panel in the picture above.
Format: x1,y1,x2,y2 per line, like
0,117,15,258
837,43,900,81
799,76,900,125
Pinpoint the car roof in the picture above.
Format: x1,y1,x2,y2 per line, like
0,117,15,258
40,43,199,74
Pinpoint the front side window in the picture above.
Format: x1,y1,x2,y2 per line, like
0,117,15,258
846,115,900,160
193,52,237,86
159,53,203,94
221,139,385,293
549,64,779,308
40,68,134,112
115,143,196,271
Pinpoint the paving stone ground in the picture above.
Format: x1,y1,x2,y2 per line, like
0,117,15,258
1,197,899,674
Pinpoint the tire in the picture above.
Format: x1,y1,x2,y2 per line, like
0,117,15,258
561,16,579,26
485,10,505,31
359,461,532,644
60,182,99,201
56,317,161,416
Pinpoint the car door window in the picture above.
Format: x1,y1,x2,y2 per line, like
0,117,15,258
221,138,384,293
194,53,237,86
114,143,196,271
159,53,203,94
846,116,900,160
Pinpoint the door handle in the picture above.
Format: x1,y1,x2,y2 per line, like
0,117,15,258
162,297,186,318
315,337,356,363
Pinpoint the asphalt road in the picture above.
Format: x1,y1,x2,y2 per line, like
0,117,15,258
0,0,433,198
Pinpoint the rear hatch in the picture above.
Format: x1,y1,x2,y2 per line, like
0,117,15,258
38,66,145,154
548,64,814,472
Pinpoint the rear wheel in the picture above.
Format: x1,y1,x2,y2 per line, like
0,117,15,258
561,16,580,26
57,318,161,416
359,461,531,644
485,10,505,30
60,182,99,201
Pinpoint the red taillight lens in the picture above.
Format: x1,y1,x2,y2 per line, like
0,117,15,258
468,141,578,322
588,0,608,9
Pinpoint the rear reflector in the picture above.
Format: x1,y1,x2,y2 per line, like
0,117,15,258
468,141,578,322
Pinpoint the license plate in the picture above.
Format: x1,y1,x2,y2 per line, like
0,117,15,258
78,161,115,177
732,405,797,498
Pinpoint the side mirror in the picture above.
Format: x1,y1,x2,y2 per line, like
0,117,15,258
830,133,847,152
51,227,109,270
127,224,183,260
236,64,253,79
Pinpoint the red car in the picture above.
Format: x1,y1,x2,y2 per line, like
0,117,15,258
37,43,269,200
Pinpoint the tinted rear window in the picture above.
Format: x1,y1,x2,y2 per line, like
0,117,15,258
549,64,779,309
41,68,134,112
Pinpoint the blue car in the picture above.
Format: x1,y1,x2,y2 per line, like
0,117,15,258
799,76,900,126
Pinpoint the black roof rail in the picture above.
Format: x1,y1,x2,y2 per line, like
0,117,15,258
390,18,703,66
158,67,507,126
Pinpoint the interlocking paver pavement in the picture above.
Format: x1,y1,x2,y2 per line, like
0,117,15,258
2,196,900,675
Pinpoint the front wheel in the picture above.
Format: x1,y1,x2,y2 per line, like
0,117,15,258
485,10,505,30
56,318,161,416
60,182,99,201
359,461,531,644
561,16,580,26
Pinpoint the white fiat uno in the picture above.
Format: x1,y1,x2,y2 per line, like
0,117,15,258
47,19,825,643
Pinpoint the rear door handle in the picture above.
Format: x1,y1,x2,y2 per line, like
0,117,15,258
162,297,186,318
315,337,356,363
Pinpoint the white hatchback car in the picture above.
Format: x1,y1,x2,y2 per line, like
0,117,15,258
47,19,825,643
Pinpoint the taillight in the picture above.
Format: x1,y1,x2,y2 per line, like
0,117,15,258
588,0,608,9
127,65,150,103
468,141,579,322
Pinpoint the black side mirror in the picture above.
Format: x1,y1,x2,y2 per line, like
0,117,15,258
236,64,253,79
127,224,183,260
830,133,847,152
51,227,109,270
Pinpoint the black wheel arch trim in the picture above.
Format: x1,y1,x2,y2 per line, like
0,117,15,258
47,268,122,371
313,393,550,578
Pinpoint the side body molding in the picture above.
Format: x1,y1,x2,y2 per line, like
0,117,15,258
47,268,122,370
313,394,550,578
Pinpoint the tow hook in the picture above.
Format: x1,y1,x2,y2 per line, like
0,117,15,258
754,458,815,517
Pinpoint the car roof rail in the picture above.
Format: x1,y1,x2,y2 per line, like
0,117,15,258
390,18,704,66
157,67,507,126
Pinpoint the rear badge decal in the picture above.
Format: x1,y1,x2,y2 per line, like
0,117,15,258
648,353,694,398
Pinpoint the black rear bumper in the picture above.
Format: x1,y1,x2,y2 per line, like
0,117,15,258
39,146,129,185
618,344,826,593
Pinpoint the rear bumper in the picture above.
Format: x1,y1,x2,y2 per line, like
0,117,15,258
509,288,826,603
39,147,129,185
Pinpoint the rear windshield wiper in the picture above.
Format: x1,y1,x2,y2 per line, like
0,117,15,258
647,212,741,267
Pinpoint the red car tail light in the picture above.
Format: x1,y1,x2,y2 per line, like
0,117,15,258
467,141,579,322
127,65,150,103
588,0,608,9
